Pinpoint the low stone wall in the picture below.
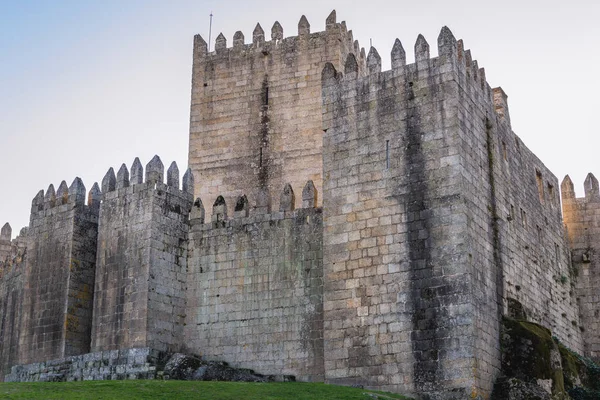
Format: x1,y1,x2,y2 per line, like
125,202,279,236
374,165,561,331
5,347,168,382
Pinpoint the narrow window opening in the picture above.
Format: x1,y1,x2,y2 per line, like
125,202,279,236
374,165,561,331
536,225,542,241
521,208,527,228
508,204,515,221
501,141,507,161
547,183,555,206
385,140,390,169
555,243,560,262
536,169,544,204
264,86,269,105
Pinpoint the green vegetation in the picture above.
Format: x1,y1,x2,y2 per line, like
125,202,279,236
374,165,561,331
0,381,412,400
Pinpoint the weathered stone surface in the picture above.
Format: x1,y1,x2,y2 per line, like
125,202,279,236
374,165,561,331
188,12,360,220
163,353,202,380
6,348,167,382
91,158,193,354
185,205,324,382
493,378,552,400
18,178,99,368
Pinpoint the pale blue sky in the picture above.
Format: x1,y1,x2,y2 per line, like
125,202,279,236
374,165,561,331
1,0,599,236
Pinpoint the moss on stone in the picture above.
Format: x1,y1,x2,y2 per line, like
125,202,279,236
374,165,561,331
500,316,566,398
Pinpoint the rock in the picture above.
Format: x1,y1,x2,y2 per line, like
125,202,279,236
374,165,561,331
163,353,203,380
493,377,551,400
192,361,267,382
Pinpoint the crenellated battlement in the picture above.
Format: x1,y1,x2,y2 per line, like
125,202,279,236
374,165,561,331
194,10,365,70
321,26,510,130
190,179,319,229
99,155,194,205
561,173,600,202
29,177,97,220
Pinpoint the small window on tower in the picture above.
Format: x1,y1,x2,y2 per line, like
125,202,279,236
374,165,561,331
536,170,544,204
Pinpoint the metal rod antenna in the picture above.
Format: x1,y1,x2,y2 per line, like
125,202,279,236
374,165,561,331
208,11,213,52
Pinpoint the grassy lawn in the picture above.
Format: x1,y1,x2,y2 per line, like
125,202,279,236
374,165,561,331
0,381,412,399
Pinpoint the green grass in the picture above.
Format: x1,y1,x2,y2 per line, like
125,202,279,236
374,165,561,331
0,381,412,399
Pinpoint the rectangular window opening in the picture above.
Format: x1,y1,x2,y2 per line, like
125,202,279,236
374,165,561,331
502,141,507,161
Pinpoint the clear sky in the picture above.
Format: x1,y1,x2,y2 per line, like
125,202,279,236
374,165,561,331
1,0,598,237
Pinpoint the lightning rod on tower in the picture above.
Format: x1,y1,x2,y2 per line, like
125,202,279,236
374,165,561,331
208,11,214,52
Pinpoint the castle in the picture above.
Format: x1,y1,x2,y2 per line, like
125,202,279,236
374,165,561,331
0,9,598,399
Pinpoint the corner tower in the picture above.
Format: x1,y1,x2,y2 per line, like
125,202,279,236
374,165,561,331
188,10,362,215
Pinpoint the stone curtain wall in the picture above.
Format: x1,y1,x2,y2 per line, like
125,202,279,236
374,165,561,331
19,179,99,366
91,157,193,354
562,174,600,361
185,185,324,382
484,92,583,353
188,11,360,217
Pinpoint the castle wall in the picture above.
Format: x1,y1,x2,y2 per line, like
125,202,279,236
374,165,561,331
91,157,193,354
188,11,361,216
0,228,27,378
562,174,600,361
481,92,583,354
185,187,324,381
320,27,584,398
440,36,584,396
321,35,488,398
19,179,99,365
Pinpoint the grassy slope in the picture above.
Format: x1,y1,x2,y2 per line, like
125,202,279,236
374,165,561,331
0,381,412,400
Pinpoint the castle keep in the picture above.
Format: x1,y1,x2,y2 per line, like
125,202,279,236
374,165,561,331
0,10,597,399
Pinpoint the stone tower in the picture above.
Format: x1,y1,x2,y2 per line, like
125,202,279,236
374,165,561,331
320,28,582,398
188,11,361,216
18,178,99,364
90,157,194,353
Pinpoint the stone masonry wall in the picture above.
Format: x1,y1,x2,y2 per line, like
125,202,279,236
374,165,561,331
321,32,488,398
188,11,362,217
185,183,323,382
483,90,582,354
562,173,600,361
321,26,584,398
0,227,27,378
19,178,99,366
91,157,193,354
442,33,583,395
6,347,165,382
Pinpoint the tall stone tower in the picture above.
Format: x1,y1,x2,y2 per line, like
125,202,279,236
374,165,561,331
188,11,360,214
320,28,582,398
